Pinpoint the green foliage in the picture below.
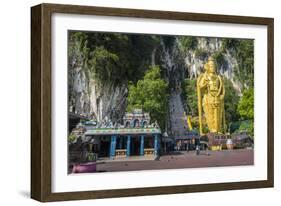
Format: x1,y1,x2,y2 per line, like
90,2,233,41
178,36,198,52
223,79,240,126
68,32,90,69
89,46,119,81
229,121,241,134
162,36,176,49
183,79,198,116
238,120,254,138
230,120,254,137
221,39,240,52
238,88,254,120
236,40,254,88
87,152,96,162
68,32,255,136
213,51,224,69
68,133,77,143
68,32,159,84
235,87,254,137
222,38,254,88
126,66,168,130
202,125,210,134
195,48,208,59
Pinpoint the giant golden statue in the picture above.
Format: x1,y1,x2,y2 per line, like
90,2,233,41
197,57,226,135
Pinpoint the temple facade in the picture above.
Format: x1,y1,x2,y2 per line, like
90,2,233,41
83,109,161,159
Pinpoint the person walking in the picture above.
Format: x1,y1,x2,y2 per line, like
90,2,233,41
196,145,200,155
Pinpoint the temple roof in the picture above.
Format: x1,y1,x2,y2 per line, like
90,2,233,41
85,127,161,136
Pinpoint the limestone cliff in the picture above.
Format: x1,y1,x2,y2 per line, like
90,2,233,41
68,33,253,127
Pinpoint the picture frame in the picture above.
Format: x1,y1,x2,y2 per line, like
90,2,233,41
31,3,274,202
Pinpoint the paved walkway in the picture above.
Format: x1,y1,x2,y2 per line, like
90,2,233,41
95,149,254,173
97,155,156,163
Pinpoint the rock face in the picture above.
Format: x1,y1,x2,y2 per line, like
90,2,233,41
184,38,220,79
89,81,127,123
157,37,186,135
68,66,91,117
68,43,128,123
68,35,244,126
152,37,243,136
159,37,185,85
68,65,128,123
181,37,241,93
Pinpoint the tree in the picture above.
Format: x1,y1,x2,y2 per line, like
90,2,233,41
69,31,160,84
237,88,254,137
235,40,254,88
89,46,119,81
68,32,89,69
238,120,254,137
224,79,240,125
222,38,254,89
126,66,168,130
237,88,254,120
178,36,198,52
213,51,224,69
183,79,197,116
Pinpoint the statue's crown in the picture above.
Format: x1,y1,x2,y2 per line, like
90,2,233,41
208,57,214,62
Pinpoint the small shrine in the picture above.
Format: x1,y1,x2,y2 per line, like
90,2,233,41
123,109,151,128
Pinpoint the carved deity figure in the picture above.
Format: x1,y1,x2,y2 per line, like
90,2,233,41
197,57,226,135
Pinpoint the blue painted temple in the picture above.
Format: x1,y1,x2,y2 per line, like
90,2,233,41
83,109,161,159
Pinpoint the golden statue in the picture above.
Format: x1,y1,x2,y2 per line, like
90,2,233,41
197,57,226,135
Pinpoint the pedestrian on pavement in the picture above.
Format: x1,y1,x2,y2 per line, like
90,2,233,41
196,145,200,155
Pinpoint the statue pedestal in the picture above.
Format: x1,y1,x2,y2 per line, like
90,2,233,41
205,133,229,150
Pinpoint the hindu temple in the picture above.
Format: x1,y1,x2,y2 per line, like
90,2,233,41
72,109,162,160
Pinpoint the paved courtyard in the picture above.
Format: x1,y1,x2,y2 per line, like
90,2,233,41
95,149,254,173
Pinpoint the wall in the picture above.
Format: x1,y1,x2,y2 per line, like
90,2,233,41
0,0,279,205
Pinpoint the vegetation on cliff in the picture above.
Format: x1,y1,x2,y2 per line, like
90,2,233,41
69,31,159,84
68,31,254,136
126,66,169,129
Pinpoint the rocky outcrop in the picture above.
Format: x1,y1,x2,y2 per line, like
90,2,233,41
68,66,128,123
181,37,241,93
89,80,127,123
68,35,245,126
68,57,128,124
